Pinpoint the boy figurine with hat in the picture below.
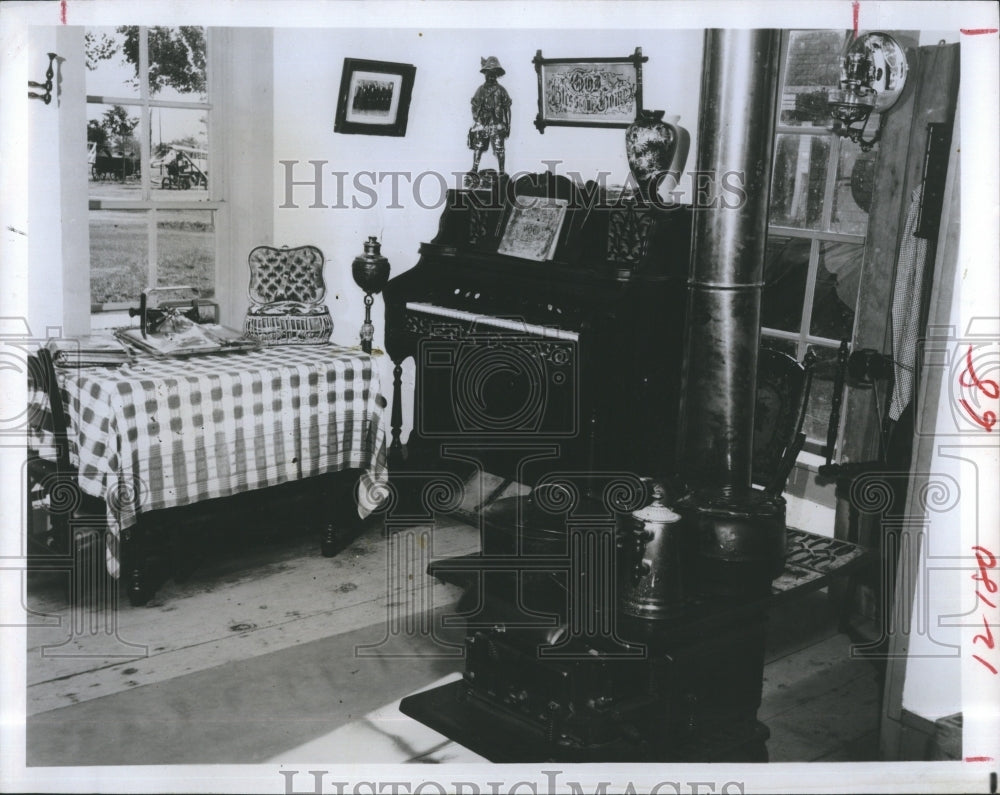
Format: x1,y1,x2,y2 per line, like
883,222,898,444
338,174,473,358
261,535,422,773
466,56,511,187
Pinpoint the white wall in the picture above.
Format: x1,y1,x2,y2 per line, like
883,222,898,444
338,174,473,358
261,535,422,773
26,26,90,338
212,28,275,329
897,30,1000,743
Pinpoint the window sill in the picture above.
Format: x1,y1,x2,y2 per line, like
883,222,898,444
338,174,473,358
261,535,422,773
91,311,137,331
794,449,828,474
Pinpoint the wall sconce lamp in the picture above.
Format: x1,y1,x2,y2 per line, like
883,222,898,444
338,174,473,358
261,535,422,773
28,52,58,105
827,32,908,151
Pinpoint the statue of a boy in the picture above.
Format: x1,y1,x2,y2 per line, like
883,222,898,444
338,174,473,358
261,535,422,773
467,56,511,186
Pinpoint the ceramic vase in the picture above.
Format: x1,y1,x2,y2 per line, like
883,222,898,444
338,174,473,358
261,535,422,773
625,110,685,197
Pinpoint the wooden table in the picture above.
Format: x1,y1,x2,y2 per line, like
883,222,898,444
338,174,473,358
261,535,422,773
29,344,388,598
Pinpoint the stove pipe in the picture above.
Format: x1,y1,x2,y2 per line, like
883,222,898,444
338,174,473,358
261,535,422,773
676,29,781,492
673,30,784,595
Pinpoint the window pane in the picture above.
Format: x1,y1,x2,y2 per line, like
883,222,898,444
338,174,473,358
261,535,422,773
809,241,863,340
152,108,210,199
779,30,849,128
85,27,139,99
157,211,215,298
769,133,830,230
758,340,844,451
829,145,873,235
90,210,149,307
761,235,810,333
761,336,798,358
148,27,207,102
802,344,844,447
88,102,142,200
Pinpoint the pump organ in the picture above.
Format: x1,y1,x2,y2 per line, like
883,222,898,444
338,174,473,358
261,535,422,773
383,172,693,488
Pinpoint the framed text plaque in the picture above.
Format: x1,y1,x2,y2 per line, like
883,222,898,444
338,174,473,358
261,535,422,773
533,48,648,133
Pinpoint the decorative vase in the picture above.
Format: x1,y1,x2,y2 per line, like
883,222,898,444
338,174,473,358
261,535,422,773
625,110,687,199
351,236,391,353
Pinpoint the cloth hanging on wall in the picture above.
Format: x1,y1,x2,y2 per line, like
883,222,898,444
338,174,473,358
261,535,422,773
889,185,929,421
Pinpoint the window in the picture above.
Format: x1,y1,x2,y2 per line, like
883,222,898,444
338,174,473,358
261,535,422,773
86,26,218,313
762,30,871,456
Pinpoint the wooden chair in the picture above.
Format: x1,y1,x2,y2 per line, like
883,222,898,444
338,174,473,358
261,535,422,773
25,348,107,567
752,347,817,497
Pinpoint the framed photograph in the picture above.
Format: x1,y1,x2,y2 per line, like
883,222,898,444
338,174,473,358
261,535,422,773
533,48,648,133
334,58,416,137
497,199,569,261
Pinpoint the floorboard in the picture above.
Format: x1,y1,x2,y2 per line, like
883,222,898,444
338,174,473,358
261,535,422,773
24,511,881,764
25,516,479,714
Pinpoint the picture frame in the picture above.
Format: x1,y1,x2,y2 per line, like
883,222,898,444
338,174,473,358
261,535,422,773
497,198,569,261
533,47,648,133
334,58,416,137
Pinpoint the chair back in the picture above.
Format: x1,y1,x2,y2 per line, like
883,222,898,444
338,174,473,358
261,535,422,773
753,348,815,494
27,347,108,558
36,347,74,470
243,244,334,344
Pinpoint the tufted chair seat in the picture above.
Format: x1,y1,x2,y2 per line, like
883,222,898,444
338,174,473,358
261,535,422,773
243,244,334,345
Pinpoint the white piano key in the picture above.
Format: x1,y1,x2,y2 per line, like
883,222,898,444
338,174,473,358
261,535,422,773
405,301,580,341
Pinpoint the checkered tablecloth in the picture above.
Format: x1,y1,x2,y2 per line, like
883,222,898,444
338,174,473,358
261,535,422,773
35,345,388,577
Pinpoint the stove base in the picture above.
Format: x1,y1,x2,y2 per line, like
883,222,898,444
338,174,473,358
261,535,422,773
399,679,770,763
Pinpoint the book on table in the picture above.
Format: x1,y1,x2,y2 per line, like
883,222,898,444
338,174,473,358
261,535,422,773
45,335,132,367
115,318,258,358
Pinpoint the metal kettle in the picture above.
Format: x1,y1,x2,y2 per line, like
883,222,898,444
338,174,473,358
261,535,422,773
619,479,686,619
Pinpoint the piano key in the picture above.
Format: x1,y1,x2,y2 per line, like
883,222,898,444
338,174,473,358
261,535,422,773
404,302,580,341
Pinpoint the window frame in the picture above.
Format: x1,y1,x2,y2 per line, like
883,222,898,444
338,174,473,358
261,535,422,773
86,25,221,314
762,29,872,460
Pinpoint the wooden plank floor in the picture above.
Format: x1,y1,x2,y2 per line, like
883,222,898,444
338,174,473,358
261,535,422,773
24,509,880,763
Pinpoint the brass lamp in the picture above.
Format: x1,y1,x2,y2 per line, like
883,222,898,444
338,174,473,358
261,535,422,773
828,32,909,151
351,236,391,353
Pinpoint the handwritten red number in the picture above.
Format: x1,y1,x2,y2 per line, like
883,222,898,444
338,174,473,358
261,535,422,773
973,655,999,675
960,399,997,431
971,546,998,674
973,546,998,594
961,347,1000,397
973,615,996,650
959,346,999,432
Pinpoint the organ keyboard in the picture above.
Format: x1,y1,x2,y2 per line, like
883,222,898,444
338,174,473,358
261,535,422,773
403,302,580,341
383,172,693,489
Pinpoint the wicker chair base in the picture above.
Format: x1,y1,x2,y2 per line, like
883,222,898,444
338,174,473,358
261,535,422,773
244,311,333,345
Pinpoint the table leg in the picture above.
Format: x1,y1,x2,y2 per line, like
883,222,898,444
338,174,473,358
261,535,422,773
390,361,404,466
322,523,349,558
321,471,364,558
123,525,152,607
127,567,149,606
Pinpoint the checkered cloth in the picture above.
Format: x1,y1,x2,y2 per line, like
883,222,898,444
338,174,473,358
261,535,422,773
40,345,388,578
27,378,54,453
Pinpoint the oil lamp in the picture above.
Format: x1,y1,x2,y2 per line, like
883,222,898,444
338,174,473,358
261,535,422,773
351,236,391,353
827,32,909,151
